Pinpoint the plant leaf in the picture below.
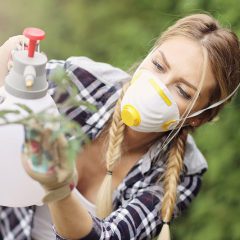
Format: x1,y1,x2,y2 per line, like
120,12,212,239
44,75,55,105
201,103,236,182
15,103,33,114
0,110,20,117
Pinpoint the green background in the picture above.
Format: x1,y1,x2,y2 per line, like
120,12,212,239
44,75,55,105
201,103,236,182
0,1,239,239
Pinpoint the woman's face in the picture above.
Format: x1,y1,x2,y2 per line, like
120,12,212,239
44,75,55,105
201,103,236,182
140,36,216,117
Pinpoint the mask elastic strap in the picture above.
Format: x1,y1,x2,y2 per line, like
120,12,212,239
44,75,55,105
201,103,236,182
159,47,208,152
186,81,240,119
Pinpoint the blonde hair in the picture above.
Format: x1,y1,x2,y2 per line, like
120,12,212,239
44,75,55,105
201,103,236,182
96,82,130,218
96,13,240,240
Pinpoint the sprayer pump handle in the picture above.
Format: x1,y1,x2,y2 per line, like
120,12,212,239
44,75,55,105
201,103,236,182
23,28,45,58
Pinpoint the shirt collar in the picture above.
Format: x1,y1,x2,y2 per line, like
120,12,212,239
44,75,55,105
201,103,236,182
138,134,208,176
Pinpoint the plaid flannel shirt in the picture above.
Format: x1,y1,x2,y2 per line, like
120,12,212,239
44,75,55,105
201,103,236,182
0,57,208,240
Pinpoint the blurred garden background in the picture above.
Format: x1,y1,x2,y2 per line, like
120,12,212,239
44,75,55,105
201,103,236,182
0,0,239,239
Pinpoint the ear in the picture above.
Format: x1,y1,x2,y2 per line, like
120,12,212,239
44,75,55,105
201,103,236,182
189,117,204,127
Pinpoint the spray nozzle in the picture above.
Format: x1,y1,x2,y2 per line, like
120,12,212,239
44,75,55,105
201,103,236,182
4,27,48,99
23,65,36,88
23,28,45,58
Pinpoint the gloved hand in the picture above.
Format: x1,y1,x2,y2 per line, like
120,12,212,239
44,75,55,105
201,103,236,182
21,123,79,203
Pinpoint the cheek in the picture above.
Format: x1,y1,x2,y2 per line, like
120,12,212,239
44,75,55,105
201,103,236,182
169,86,210,117
173,95,207,117
175,100,187,117
168,87,188,117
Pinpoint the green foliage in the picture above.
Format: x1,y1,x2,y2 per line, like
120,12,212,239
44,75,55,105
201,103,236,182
0,109,20,122
49,66,97,112
15,103,33,114
0,67,94,148
0,1,240,239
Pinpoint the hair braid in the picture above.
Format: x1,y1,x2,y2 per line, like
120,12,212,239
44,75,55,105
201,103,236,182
158,128,188,240
96,82,131,218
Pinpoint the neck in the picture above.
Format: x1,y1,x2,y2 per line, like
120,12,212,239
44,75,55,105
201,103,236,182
122,126,164,154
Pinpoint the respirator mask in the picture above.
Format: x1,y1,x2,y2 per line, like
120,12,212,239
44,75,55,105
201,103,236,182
121,68,240,133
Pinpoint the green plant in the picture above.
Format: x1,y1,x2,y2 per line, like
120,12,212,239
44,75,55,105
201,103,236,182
0,67,96,164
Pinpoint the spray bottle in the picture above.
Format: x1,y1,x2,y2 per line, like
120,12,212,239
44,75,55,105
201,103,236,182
0,28,58,207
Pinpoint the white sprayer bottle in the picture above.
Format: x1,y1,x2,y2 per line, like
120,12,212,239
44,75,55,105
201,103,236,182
0,28,58,207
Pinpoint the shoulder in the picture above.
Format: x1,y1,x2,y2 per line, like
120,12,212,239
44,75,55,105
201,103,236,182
46,56,131,110
46,56,130,87
46,57,131,139
132,133,208,178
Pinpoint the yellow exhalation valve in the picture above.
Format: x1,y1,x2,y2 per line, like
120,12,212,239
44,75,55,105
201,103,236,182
121,104,141,127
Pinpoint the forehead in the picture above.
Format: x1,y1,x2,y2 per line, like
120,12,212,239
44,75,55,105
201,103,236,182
151,37,216,98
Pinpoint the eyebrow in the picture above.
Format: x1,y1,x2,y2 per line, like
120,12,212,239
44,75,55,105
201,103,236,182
158,50,171,70
158,49,200,95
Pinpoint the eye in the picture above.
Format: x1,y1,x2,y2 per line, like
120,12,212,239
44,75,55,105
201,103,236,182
176,85,192,100
152,59,165,72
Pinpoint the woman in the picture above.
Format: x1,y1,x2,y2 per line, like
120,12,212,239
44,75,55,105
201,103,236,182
1,13,240,240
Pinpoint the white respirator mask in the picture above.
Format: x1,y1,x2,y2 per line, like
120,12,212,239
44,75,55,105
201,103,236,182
120,68,240,133
121,69,180,132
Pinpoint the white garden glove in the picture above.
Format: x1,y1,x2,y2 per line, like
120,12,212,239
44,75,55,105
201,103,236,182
21,123,79,203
